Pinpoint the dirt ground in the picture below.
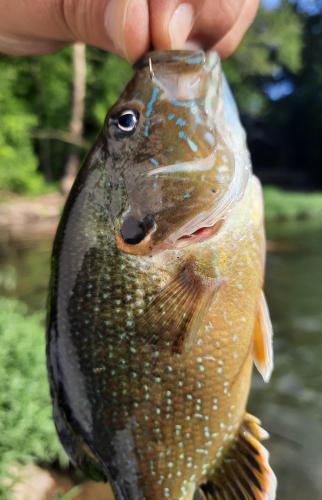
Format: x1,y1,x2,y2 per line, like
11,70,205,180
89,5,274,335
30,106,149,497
0,192,65,244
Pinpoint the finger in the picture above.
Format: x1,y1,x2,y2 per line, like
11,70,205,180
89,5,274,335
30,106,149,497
104,0,150,61
149,0,206,50
0,35,67,56
0,0,149,61
188,0,242,50
0,0,72,55
213,0,259,58
66,0,150,61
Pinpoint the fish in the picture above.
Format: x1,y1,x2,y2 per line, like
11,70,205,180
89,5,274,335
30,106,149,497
47,50,276,500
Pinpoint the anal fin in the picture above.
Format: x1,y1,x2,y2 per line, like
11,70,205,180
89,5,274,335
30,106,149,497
196,413,277,499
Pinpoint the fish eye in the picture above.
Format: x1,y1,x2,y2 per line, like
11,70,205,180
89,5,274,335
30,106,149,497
115,109,139,133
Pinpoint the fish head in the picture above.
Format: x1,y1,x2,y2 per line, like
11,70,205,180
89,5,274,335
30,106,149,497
103,50,251,255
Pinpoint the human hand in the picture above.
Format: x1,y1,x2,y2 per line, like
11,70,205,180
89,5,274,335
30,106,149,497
0,0,259,61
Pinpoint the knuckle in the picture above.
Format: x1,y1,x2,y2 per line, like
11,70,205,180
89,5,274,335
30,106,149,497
60,0,89,40
217,0,241,30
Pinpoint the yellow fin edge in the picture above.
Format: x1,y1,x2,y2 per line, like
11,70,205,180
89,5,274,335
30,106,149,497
254,291,274,383
196,413,277,499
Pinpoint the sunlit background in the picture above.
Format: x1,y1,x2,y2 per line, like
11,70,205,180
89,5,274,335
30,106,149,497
1,0,322,498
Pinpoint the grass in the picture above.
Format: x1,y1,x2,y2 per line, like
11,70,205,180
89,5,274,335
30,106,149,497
263,186,322,221
0,298,68,498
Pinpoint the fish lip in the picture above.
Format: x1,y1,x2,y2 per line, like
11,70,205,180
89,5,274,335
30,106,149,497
135,50,207,70
170,218,225,249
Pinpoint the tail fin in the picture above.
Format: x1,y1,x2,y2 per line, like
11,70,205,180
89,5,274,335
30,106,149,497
196,413,277,499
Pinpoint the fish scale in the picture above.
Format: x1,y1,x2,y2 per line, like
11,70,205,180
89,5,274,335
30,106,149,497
47,50,276,499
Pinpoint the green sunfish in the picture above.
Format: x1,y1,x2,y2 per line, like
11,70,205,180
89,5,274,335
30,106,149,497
47,50,276,500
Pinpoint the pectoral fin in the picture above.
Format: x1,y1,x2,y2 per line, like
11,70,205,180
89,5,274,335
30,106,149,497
196,413,277,500
138,263,222,354
253,291,274,383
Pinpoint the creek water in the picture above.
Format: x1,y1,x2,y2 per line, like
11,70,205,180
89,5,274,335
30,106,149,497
0,220,321,499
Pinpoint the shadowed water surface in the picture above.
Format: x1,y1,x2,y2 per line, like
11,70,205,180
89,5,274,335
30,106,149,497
0,221,321,499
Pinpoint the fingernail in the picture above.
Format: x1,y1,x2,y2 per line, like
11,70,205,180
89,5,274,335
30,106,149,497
104,0,127,56
169,3,195,49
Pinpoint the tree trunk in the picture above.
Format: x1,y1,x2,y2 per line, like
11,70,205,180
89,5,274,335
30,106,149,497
61,43,86,194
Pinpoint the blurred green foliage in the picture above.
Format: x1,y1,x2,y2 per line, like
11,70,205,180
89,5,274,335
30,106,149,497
0,61,42,194
0,298,67,497
0,49,132,194
264,186,322,220
223,1,303,116
86,50,133,125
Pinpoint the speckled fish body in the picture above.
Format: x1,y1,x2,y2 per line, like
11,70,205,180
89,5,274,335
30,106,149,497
47,51,276,500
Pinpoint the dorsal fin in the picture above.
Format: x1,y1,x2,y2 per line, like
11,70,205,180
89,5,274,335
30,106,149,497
196,413,277,499
138,262,222,354
253,291,274,382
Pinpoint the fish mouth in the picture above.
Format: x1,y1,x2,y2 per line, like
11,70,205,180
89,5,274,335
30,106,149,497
171,218,225,249
115,217,225,255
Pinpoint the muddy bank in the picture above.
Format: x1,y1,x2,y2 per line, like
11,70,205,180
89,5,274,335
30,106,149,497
0,193,65,244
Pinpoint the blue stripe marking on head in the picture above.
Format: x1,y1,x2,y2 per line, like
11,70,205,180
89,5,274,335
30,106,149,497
170,99,194,108
176,118,186,127
150,158,159,166
144,87,159,137
178,130,198,152
167,113,175,121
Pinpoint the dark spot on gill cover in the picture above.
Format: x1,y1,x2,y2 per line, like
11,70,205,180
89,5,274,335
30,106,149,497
120,215,154,245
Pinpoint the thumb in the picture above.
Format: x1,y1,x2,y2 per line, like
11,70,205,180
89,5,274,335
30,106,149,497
0,0,149,61
149,0,206,50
